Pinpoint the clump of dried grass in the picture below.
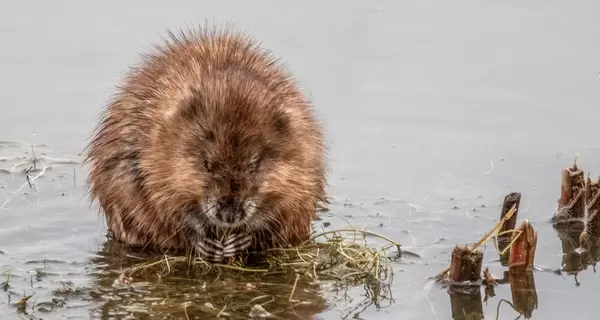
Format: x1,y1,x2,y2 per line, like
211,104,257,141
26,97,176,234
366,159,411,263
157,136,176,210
118,228,402,287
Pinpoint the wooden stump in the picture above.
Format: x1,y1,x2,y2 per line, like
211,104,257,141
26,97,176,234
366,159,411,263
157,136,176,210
508,220,537,272
556,163,585,219
585,176,600,237
497,193,521,266
509,270,538,319
585,175,600,207
498,193,521,250
448,245,483,295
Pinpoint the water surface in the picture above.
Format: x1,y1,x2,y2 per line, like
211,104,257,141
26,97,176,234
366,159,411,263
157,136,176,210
2,1,600,319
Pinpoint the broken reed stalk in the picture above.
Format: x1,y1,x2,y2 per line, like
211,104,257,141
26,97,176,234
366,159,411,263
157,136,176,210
508,220,537,272
437,205,518,279
557,162,586,219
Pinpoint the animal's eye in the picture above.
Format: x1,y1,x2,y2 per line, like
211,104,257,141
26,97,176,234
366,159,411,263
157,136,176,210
250,156,261,173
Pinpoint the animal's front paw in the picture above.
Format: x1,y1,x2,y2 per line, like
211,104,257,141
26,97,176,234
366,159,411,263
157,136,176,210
195,238,225,262
222,233,253,258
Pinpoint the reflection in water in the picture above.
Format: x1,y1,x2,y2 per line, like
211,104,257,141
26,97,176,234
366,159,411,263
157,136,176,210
334,281,395,319
580,235,600,269
83,238,397,319
508,270,538,319
448,288,483,320
550,217,600,288
553,220,587,282
455,269,539,320
86,239,329,319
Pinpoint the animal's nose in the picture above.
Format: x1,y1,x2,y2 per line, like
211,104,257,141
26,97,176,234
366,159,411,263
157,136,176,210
220,196,235,207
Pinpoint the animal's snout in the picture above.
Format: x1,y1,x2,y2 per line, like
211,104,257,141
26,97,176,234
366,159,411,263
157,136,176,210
219,195,236,207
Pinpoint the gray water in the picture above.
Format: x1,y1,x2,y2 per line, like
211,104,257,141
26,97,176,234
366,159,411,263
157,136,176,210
2,1,600,319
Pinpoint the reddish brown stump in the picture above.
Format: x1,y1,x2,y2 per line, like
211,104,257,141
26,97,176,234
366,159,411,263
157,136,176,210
448,247,485,319
585,176,600,236
508,220,538,273
577,176,600,256
554,163,585,221
448,245,484,296
585,175,600,206
498,192,522,265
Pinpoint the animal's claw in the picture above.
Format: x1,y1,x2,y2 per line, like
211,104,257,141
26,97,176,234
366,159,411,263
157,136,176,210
222,233,253,258
194,233,252,261
195,238,225,262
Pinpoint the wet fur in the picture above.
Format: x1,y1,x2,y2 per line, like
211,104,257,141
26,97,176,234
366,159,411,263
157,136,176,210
84,24,327,260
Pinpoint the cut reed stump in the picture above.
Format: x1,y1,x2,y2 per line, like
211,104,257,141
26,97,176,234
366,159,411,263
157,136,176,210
435,205,517,281
508,220,537,273
448,245,484,295
585,175,600,209
508,269,538,319
497,192,522,265
553,162,586,222
583,176,600,239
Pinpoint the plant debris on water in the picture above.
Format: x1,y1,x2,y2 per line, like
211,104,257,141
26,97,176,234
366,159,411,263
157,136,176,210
113,228,402,288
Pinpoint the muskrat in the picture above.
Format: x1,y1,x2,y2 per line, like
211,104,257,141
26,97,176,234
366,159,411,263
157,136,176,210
84,25,328,262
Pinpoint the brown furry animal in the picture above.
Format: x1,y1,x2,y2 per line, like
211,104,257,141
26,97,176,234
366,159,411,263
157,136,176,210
84,25,327,262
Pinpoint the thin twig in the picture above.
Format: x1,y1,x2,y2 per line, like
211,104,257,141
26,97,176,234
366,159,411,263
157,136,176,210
289,273,300,301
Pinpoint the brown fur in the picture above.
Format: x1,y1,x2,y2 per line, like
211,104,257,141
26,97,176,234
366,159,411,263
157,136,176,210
84,24,327,257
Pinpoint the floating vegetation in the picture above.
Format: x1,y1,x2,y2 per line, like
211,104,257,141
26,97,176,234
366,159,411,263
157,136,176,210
113,228,402,288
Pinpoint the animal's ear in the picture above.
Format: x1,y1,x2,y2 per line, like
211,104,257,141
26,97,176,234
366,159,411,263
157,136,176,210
250,145,276,173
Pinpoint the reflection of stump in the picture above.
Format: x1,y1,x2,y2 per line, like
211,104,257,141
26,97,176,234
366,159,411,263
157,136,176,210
586,210,600,238
509,270,538,319
448,289,484,320
556,164,585,219
553,221,586,273
498,193,521,261
580,233,600,265
448,245,483,295
508,221,537,272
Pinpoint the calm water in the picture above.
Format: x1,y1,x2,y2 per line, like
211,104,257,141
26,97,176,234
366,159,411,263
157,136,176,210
2,1,600,319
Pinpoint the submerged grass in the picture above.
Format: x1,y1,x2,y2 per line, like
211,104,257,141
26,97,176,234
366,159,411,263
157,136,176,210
116,228,402,288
